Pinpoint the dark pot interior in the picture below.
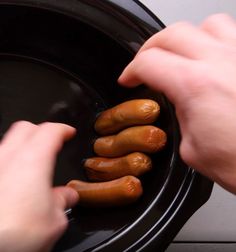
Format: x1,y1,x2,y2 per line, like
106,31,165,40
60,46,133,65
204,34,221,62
0,2,213,252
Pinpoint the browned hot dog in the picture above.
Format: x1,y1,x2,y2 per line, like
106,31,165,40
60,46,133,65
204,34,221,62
84,152,152,181
67,176,143,207
95,99,160,135
94,125,167,157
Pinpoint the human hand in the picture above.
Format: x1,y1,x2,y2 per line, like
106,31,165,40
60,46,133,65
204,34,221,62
0,121,79,252
118,14,236,194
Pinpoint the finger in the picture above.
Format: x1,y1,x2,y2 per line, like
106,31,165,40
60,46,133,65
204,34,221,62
53,186,79,210
118,47,196,104
1,121,38,148
201,13,236,46
29,122,76,156
136,22,219,59
25,123,76,179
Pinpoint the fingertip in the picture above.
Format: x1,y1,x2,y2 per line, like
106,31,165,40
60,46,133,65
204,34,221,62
117,71,130,87
60,123,77,139
54,186,79,209
66,187,80,208
201,13,235,26
118,65,142,88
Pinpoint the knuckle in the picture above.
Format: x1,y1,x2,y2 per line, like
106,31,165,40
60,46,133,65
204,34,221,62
39,122,69,132
137,48,154,61
166,21,194,34
9,120,35,131
202,13,234,29
179,139,196,167
38,122,64,134
157,22,196,48
38,122,54,129
182,63,215,97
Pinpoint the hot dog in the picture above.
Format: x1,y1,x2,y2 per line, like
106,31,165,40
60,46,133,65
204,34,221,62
67,176,143,207
84,152,152,181
94,125,167,157
95,99,160,135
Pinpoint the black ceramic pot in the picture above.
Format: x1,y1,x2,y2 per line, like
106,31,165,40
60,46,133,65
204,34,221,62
0,1,213,251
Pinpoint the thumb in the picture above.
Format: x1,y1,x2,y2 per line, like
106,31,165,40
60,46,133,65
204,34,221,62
53,186,79,210
118,47,195,104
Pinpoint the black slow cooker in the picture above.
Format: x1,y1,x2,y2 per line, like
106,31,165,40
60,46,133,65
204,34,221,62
0,0,213,251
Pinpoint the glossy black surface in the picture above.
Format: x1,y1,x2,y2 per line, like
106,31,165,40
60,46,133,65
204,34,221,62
0,1,213,252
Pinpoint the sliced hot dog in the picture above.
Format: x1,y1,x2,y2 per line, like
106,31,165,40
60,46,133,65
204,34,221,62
84,152,152,181
95,99,160,135
94,125,167,157
67,176,143,207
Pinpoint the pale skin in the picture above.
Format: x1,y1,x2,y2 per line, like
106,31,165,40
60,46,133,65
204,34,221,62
0,122,79,252
119,13,236,194
0,13,236,252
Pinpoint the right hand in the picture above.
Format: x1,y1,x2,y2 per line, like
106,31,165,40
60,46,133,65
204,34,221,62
118,14,236,194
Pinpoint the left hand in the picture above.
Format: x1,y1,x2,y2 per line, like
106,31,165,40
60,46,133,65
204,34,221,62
0,121,79,252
